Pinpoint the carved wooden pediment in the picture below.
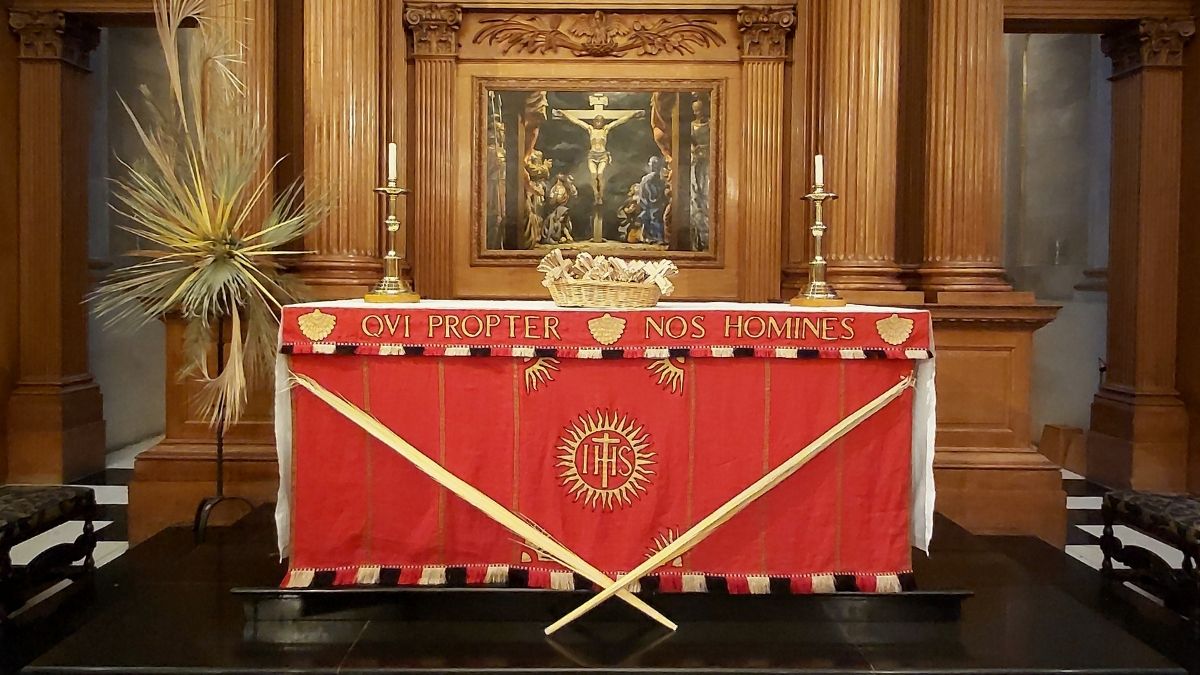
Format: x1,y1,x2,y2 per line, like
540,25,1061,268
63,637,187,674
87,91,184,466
472,12,726,58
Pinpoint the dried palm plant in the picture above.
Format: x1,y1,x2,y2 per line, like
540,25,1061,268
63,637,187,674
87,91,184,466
90,0,325,428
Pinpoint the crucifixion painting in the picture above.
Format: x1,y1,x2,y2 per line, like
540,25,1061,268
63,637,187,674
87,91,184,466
552,95,646,243
481,87,717,256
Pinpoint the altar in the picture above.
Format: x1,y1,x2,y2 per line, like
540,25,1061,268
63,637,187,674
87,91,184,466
274,300,935,595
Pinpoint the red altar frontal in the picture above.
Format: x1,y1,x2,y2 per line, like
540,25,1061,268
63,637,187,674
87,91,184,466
274,301,936,594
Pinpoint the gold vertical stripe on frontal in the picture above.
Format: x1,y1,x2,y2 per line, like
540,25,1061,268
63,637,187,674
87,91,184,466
687,358,696,528
836,361,845,570
512,358,521,562
761,359,771,572
363,360,373,561
438,359,447,564
289,372,299,564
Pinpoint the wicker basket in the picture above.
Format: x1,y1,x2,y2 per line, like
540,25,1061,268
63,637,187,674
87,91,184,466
548,278,662,308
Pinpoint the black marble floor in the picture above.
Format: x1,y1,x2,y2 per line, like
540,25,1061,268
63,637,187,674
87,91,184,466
2,508,1196,675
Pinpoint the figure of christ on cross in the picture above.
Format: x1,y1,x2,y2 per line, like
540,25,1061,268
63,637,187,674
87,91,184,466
552,94,646,242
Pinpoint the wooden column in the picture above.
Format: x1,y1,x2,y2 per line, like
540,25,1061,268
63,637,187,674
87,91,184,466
899,0,1063,545
1089,18,1194,491
820,0,904,291
293,0,385,298
6,10,104,483
737,7,794,302
406,4,460,299
912,0,1010,296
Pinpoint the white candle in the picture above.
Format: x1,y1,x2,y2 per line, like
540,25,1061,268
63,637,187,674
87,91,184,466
387,142,398,181
814,154,824,185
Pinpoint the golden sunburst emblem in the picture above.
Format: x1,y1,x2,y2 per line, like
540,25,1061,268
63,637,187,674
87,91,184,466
556,410,656,511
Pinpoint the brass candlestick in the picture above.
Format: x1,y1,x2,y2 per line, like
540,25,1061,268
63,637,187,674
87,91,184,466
365,177,420,303
791,174,846,307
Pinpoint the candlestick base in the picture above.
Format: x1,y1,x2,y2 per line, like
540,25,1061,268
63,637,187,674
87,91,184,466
790,296,848,308
365,291,421,304
364,276,420,304
790,281,847,308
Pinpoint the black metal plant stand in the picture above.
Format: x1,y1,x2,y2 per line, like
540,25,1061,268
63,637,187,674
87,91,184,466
193,314,254,542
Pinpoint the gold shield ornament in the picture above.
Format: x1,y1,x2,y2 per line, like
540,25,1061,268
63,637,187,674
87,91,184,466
587,313,627,346
298,309,337,341
875,313,915,346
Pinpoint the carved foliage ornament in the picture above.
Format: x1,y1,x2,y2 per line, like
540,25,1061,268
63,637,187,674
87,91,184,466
406,4,463,57
736,7,795,59
474,12,725,58
1102,17,1195,76
8,10,99,69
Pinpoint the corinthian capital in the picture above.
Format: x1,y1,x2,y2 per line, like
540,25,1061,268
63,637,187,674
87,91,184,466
405,4,463,57
1102,17,1195,77
8,10,99,69
737,6,795,59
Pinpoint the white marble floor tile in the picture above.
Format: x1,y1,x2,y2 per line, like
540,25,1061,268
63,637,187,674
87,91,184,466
93,541,129,568
9,521,113,566
6,579,73,620
1079,524,1185,569
1065,545,1106,570
1124,581,1166,606
80,485,128,505
1067,496,1103,510
105,435,162,470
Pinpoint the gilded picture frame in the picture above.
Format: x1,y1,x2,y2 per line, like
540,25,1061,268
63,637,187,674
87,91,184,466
471,77,726,267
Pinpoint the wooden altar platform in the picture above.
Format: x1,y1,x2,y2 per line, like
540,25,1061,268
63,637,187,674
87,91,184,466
3,508,1191,675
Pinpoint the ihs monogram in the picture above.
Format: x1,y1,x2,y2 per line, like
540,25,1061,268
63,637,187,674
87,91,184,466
556,410,656,511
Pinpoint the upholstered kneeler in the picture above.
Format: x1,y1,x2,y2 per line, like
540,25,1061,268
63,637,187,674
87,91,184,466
1102,490,1200,615
0,485,97,619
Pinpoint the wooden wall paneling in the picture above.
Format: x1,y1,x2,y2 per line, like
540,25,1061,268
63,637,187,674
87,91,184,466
820,0,904,291
1181,2,1200,492
737,6,794,302
930,303,1065,545
6,10,105,483
896,0,928,283
1089,18,1193,491
0,0,20,483
406,4,460,299
293,0,385,299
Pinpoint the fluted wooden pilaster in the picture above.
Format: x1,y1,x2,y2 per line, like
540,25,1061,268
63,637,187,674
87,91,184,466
6,10,105,482
821,0,904,290
386,1,411,275
295,0,384,297
407,4,460,298
738,7,794,302
1089,18,1194,491
913,0,1010,294
215,0,275,244
783,0,817,293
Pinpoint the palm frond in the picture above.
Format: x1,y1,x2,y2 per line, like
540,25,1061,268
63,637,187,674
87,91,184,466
90,0,326,430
